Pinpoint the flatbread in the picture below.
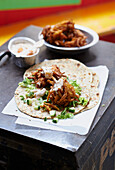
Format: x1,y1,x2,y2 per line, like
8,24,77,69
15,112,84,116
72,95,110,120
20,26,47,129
15,59,99,119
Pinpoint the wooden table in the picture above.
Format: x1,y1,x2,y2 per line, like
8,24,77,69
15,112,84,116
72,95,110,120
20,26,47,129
0,25,115,170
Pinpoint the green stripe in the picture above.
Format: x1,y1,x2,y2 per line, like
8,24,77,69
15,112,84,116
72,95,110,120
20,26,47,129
0,0,81,10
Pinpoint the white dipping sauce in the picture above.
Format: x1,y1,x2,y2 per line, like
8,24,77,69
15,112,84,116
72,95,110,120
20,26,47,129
42,66,53,79
11,42,37,57
51,78,64,92
32,88,46,97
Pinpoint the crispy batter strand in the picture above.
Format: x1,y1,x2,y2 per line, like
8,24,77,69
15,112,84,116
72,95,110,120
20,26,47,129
45,103,60,111
48,78,79,107
41,104,51,112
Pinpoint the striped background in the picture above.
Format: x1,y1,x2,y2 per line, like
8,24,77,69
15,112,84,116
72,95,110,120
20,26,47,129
0,0,113,26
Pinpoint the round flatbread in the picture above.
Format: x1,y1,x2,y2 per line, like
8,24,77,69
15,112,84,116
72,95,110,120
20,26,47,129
15,59,99,119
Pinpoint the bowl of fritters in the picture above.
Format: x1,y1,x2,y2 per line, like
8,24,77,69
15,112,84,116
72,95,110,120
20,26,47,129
38,20,99,52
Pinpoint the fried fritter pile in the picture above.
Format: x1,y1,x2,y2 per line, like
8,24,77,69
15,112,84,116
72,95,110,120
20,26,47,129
28,65,79,111
28,65,66,88
42,20,87,47
47,78,79,107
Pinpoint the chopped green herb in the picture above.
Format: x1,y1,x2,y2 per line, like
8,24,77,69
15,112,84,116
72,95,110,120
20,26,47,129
20,95,24,100
28,92,34,97
68,107,75,113
43,107,47,111
34,105,40,110
27,99,32,106
26,91,34,98
23,78,33,85
18,82,28,88
25,88,31,93
42,90,49,100
38,105,40,109
57,107,74,119
29,79,33,82
68,79,81,95
64,113,74,118
44,117,47,121
22,80,27,84
57,112,74,119
45,90,49,95
69,101,73,107
74,86,81,95
43,99,47,103
78,97,88,106
19,78,34,88
38,97,44,104
61,107,68,115
25,85,36,92
50,110,56,117
57,115,62,119
69,100,77,107
72,101,76,107
52,118,58,123
24,100,26,103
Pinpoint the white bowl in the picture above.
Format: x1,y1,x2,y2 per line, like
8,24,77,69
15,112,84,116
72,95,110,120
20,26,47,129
38,24,99,52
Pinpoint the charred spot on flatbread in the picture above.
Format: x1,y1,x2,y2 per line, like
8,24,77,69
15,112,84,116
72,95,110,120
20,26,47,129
91,85,95,88
77,63,80,67
93,73,96,76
